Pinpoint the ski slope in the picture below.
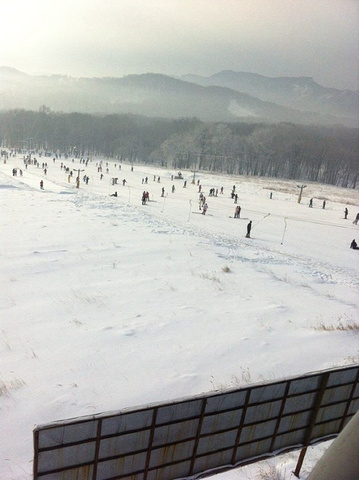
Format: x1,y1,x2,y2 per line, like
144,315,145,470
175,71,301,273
1,153,358,479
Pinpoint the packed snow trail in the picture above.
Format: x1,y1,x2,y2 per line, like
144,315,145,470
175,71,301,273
1,154,358,480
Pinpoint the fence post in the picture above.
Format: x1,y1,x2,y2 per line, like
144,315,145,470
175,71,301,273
293,372,330,478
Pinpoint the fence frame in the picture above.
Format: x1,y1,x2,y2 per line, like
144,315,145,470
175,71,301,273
33,364,359,480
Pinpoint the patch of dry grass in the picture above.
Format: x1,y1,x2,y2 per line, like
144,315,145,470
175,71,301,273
314,320,359,333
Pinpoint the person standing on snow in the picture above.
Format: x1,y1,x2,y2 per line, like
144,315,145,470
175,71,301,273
246,220,252,238
344,208,348,219
202,203,208,215
234,205,241,218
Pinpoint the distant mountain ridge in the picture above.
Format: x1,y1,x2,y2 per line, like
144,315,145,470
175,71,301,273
181,70,359,123
0,67,357,127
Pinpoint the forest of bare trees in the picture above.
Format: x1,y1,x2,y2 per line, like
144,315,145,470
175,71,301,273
1,107,358,188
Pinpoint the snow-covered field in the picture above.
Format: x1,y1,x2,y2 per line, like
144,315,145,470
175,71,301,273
1,153,358,480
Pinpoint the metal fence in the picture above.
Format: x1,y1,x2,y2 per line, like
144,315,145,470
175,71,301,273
33,364,359,480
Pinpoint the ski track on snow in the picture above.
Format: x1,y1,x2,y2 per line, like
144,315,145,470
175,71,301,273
3,169,358,304
69,188,359,296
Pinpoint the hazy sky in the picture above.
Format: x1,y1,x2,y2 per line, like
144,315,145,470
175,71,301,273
1,0,358,89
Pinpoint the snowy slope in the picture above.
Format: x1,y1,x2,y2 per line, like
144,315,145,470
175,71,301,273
1,153,358,479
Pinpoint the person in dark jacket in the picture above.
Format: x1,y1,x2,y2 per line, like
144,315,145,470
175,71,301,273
246,220,252,238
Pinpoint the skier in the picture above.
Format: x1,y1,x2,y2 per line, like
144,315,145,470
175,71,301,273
122,179,127,186
344,208,348,219
40,180,44,190
309,198,313,208
322,200,326,209
353,213,359,225
199,192,204,210
202,203,208,215
161,187,165,197
246,220,252,238
234,205,241,218
350,239,358,250
172,185,175,193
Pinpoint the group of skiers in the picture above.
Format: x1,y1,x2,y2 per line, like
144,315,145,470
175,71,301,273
141,191,150,204
234,205,241,218
309,198,326,209
8,150,359,245
343,209,359,224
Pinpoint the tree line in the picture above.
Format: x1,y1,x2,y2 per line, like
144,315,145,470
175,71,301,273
0,107,358,188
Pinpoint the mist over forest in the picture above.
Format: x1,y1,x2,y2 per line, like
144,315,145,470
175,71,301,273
1,68,358,188
1,107,357,188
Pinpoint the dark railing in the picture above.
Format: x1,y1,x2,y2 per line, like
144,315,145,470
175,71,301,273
33,364,359,480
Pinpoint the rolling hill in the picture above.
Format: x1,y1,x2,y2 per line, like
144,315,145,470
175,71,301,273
0,67,357,127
